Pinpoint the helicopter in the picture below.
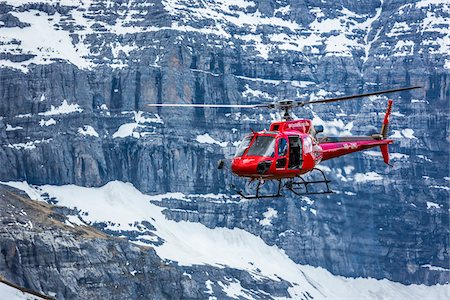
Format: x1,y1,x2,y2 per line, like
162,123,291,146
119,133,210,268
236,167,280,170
148,86,421,199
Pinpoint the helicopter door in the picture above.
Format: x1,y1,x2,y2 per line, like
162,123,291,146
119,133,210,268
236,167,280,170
276,138,288,169
288,136,302,169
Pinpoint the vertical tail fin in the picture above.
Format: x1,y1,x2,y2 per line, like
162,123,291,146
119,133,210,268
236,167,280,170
380,99,393,139
380,99,393,166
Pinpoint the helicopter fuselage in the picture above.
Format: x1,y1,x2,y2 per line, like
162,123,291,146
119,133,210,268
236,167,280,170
231,118,393,181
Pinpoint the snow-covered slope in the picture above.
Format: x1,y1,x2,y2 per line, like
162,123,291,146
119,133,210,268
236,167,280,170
1,0,449,71
3,181,448,300
0,281,48,300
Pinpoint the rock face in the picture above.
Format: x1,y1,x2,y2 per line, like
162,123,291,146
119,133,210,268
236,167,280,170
0,184,294,300
0,0,448,290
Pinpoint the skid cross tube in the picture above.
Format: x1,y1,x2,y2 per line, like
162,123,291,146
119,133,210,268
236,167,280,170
284,168,333,196
232,180,283,199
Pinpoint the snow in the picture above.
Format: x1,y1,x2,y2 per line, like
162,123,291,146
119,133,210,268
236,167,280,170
354,172,383,183
78,125,99,137
417,155,432,162
430,185,450,191
242,84,270,99
393,40,415,56
0,281,46,300
259,208,278,226
113,123,143,139
426,201,440,209
421,264,450,272
0,9,93,72
402,128,417,139
5,124,23,131
39,100,83,116
66,215,85,226
364,151,410,160
217,280,254,299
39,118,56,127
195,134,228,147
3,181,448,300
6,139,52,150
390,129,417,139
312,112,353,136
112,112,162,139
445,59,450,70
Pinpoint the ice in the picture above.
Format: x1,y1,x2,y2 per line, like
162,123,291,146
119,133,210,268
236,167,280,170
195,133,228,147
259,208,278,226
39,100,83,116
78,125,99,137
4,181,447,300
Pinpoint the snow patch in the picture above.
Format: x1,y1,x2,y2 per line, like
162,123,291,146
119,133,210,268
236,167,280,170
39,100,83,116
0,281,47,300
259,208,278,226
78,125,99,137
195,133,228,147
354,172,383,183
5,124,23,131
39,118,56,127
426,201,440,209
6,139,52,150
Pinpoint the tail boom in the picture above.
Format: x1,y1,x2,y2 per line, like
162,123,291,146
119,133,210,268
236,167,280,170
320,139,393,162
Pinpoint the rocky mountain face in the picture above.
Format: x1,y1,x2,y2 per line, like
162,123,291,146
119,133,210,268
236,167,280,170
0,183,296,299
0,0,448,295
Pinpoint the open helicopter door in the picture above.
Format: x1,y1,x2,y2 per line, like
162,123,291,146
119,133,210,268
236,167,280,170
288,136,302,169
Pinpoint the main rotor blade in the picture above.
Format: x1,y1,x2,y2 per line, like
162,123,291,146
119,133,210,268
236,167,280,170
147,103,267,108
300,86,422,106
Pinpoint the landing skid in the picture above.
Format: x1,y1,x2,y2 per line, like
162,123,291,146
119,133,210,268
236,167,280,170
285,168,333,196
232,180,283,199
232,168,333,199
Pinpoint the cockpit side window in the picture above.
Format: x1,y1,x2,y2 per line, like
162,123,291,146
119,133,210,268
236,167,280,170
278,138,288,157
234,136,252,157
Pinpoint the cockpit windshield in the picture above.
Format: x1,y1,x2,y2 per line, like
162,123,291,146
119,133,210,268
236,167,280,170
246,136,275,157
234,136,252,157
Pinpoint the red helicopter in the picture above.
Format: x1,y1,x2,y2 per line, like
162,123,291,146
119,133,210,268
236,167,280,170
148,86,421,198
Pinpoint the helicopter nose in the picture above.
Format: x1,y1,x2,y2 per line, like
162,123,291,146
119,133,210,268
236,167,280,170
231,157,272,176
